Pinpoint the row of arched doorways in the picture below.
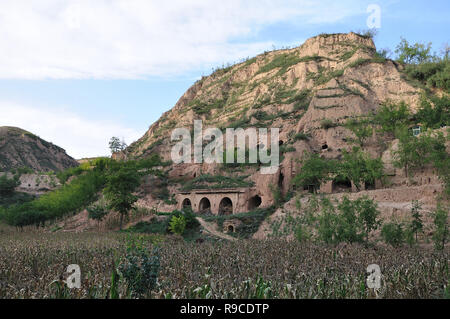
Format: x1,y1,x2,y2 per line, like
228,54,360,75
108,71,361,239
181,194,262,215
182,197,233,215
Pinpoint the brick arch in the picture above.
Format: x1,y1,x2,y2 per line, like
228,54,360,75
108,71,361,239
182,198,192,209
219,197,233,215
198,197,211,214
248,195,262,210
177,191,244,215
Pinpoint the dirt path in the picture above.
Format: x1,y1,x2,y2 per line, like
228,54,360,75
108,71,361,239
196,217,237,241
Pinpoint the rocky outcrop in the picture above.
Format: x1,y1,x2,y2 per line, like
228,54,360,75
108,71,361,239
0,126,79,172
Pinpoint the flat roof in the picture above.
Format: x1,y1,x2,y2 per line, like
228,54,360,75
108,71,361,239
178,187,250,195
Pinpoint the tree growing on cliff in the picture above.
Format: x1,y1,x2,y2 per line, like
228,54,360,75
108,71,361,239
395,37,432,65
345,118,373,147
337,147,384,191
293,152,336,193
374,101,410,136
393,128,447,178
109,137,127,154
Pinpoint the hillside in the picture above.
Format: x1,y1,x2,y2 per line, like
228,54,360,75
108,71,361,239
125,32,421,161
0,126,79,172
120,32,441,196
18,32,447,240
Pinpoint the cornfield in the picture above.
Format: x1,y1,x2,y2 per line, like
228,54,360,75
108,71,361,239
0,228,448,299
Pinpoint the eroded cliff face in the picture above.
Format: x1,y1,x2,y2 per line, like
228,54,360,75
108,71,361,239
0,126,79,172
123,32,429,209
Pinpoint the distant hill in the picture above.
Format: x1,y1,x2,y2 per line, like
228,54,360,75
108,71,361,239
0,126,79,172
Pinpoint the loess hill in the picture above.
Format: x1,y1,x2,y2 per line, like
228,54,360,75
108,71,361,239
0,126,79,172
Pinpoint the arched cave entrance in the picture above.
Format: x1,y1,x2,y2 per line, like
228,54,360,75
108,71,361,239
365,180,376,190
219,197,233,215
332,178,352,193
278,172,284,189
322,144,328,150
303,185,315,193
198,197,211,214
227,225,235,233
182,198,192,210
248,195,262,210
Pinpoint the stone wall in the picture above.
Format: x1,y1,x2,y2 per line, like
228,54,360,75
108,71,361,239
176,188,265,215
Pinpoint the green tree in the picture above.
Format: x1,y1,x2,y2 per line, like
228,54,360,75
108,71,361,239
0,174,20,195
393,128,447,178
429,130,450,197
292,153,336,193
432,205,449,251
338,147,384,191
395,38,432,64
408,200,423,244
392,128,418,178
336,196,362,243
354,196,381,244
400,39,450,92
374,101,411,136
109,136,127,154
345,118,373,147
103,162,142,230
269,183,283,206
381,222,405,247
168,215,187,236
317,198,339,244
87,204,109,223
317,196,379,245
416,95,450,129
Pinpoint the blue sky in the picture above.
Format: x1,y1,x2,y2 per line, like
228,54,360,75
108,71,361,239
0,0,448,158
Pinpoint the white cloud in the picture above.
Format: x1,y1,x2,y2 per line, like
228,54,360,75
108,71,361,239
0,0,363,79
0,101,142,159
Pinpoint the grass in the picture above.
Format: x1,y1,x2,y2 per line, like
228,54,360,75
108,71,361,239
127,219,170,235
314,69,345,85
256,53,301,75
181,174,254,191
257,54,328,76
289,90,311,111
351,78,371,91
280,145,296,153
190,98,226,115
321,119,338,129
203,206,276,239
348,57,386,69
293,133,311,141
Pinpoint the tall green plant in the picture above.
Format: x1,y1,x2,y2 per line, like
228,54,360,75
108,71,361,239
338,147,384,191
432,205,449,251
408,201,423,244
169,215,186,236
103,162,142,230
292,153,336,193
374,101,410,136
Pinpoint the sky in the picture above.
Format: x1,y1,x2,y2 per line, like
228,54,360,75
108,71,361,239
0,0,448,159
